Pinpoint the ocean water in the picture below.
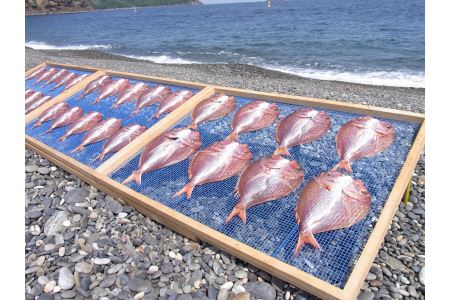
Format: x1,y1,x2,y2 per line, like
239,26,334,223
26,0,424,87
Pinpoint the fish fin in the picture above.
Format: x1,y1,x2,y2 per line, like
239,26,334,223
224,204,247,224
226,131,238,141
294,207,301,224
57,135,67,142
93,152,105,162
110,103,119,110
273,146,290,156
45,128,53,134
70,144,84,154
130,109,139,117
32,122,41,128
173,182,195,199
122,171,142,185
77,93,84,100
92,98,100,104
188,122,198,130
333,160,353,174
294,230,321,256
148,113,159,121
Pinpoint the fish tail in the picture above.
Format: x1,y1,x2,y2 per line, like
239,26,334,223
70,144,84,154
224,204,247,224
226,131,238,141
294,230,321,256
273,146,290,156
122,171,142,185
188,122,197,130
332,160,352,174
173,182,195,199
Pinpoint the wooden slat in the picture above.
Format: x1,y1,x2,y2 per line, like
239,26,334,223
213,86,424,123
46,61,101,73
105,70,208,89
26,134,346,300
96,86,216,175
25,70,106,124
25,62,47,77
342,121,425,300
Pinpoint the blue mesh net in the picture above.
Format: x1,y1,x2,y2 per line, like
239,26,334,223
25,67,92,98
25,76,199,169
110,95,419,288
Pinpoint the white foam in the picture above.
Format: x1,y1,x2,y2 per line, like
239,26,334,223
118,54,199,64
26,41,112,51
259,64,425,88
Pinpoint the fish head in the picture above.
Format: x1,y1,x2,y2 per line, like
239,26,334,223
374,120,395,136
343,178,371,205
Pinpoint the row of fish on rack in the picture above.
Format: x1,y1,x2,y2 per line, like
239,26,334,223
120,93,395,256
25,67,90,114
32,102,146,161
76,75,194,119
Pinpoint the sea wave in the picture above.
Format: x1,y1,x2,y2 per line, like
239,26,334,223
117,54,200,64
25,41,112,51
259,65,425,88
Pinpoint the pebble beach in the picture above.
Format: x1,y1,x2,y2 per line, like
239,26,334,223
25,47,425,300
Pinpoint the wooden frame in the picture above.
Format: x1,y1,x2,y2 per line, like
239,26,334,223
25,63,425,300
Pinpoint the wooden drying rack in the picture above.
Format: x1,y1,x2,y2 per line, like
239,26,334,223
25,62,425,300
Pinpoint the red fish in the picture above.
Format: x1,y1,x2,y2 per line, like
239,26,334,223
333,116,395,173
46,107,84,133
130,85,172,116
25,96,53,114
174,140,252,199
26,67,47,81
33,102,69,128
225,155,304,224
50,72,77,91
58,112,103,142
111,82,148,109
43,69,68,87
93,78,130,104
152,90,194,119
274,108,331,156
71,118,122,153
25,91,42,107
64,74,89,91
25,90,34,99
94,124,147,161
34,68,57,86
293,171,371,256
227,101,279,141
123,128,201,185
77,75,113,100
189,94,236,130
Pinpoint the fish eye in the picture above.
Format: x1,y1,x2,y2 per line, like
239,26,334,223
360,190,367,195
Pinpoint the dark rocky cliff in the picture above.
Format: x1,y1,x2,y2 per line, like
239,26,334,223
25,0,202,15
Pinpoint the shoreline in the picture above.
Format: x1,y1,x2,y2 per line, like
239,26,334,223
25,47,424,113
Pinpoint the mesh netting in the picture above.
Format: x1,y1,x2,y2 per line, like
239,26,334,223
25,76,199,169
110,94,419,288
